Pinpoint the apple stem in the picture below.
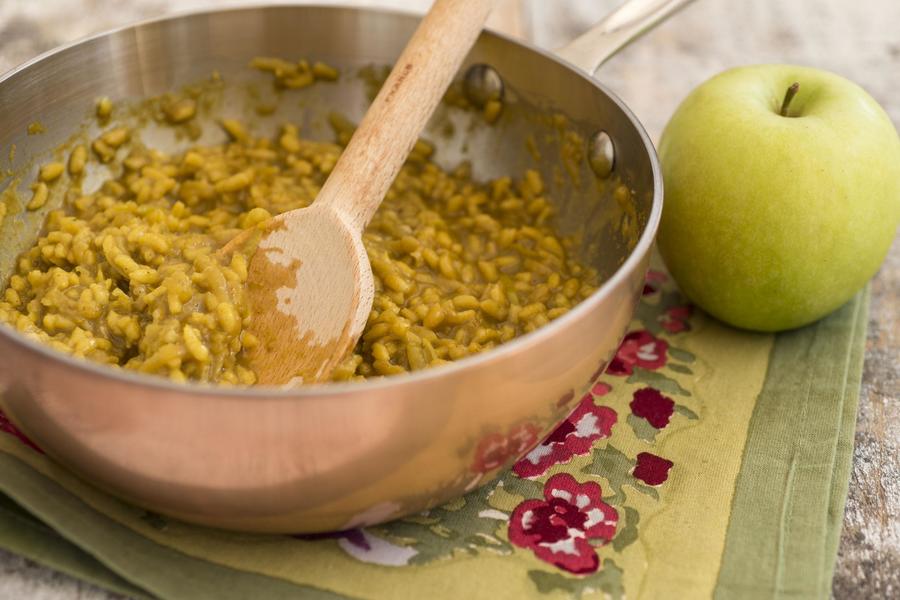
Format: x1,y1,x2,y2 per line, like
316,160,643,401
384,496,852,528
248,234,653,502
780,82,800,117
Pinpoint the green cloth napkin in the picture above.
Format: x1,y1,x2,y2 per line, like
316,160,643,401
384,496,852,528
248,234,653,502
0,266,868,600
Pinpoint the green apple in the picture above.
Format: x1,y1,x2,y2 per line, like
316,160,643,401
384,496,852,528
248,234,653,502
658,64,900,332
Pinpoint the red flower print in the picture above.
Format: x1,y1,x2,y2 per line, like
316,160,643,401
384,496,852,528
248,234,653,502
472,433,509,473
513,395,616,478
555,389,575,408
660,305,692,333
509,473,618,574
471,423,540,474
642,270,667,295
507,423,540,457
605,330,668,376
591,381,611,396
0,409,42,453
633,452,673,486
588,360,607,385
630,388,675,429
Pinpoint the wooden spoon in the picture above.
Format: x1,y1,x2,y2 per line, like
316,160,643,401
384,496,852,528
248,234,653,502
225,0,496,385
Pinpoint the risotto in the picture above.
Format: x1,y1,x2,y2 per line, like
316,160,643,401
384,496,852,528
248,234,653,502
0,60,598,385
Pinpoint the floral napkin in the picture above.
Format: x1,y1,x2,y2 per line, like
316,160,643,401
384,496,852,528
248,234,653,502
0,259,868,599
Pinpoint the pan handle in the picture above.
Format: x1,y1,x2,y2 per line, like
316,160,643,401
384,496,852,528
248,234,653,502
555,0,696,76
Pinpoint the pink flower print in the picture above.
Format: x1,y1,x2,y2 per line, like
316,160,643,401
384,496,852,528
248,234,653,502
507,423,540,457
508,473,618,574
591,381,612,396
513,395,616,478
642,270,667,295
660,305,692,333
472,432,511,474
605,331,668,376
471,423,540,474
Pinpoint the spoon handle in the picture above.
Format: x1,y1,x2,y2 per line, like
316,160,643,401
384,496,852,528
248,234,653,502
315,0,496,232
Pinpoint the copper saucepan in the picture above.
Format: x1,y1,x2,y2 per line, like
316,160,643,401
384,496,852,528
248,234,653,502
0,0,689,532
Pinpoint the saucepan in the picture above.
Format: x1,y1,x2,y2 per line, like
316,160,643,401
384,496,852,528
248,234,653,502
0,0,688,532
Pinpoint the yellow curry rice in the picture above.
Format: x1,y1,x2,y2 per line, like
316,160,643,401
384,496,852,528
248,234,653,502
0,106,598,385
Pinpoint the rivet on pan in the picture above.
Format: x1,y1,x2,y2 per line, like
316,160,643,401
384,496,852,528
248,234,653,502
588,130,615,179
463,64,504,107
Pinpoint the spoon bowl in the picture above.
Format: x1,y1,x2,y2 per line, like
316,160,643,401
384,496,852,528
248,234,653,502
241,206,373,385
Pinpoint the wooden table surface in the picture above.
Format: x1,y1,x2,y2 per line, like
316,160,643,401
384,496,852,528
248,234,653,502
0,0,896,598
